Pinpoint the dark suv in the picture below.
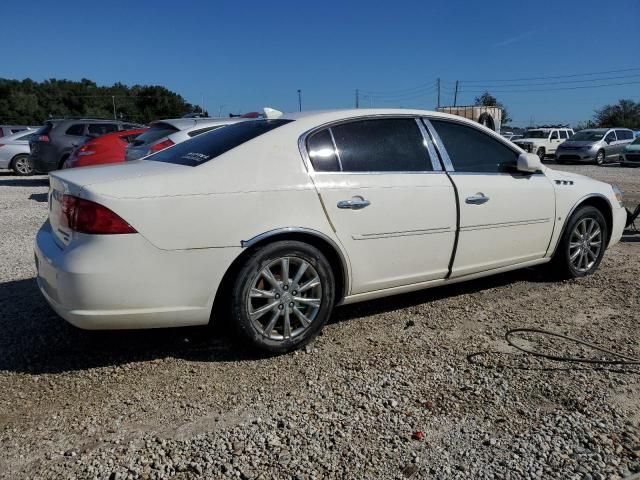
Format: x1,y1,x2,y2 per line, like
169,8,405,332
30,119,143,173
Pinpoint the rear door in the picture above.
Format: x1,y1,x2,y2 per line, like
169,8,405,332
307,117,457,294
427,118,555,277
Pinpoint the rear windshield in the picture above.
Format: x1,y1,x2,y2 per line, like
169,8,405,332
133,123,179,146
147,119,293,167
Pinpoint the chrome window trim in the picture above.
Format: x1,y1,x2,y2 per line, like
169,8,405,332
414,118,443,171
421,117,454,171
298,114,439,175
241,227,351,299
327,127,343,171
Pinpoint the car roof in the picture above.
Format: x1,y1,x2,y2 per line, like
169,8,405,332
150,117,246,130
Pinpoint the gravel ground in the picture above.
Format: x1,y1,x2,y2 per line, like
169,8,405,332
0,163,639,480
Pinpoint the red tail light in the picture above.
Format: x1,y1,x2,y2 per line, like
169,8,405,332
148,138,174,154
77,143,96,156
38,135,50,142
61,195,136,234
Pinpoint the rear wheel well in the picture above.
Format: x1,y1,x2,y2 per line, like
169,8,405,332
9,153,27,168
58,153,70,170
210,232,347,327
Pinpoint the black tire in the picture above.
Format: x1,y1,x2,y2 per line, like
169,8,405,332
231,241,335,354
555,157,565,165
549,206,608,279
536,148,545,161
10,154,34,176
595,150,605,166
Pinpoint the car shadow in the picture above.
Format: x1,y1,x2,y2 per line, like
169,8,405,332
0,268,551,375
29,193,48,202
0,175,49,187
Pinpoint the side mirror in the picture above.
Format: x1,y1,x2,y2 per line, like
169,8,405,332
517,152,542,173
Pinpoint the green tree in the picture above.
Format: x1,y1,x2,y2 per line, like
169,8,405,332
474,91,512,124
592,99,640,129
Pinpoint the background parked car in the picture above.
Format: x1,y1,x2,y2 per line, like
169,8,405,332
0,125,38,138
620,136,640,167
0,130,36,175
30,118,144,173
63,128,148,169
513,127,574,160
555,128,635,165
125,117,247,161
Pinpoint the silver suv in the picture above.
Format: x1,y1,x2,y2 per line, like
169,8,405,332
555,128,635,165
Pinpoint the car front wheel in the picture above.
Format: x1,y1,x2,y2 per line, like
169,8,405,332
231,241,335,353
550,206,608,279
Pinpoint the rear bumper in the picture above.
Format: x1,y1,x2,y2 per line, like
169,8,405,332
34,221,240,330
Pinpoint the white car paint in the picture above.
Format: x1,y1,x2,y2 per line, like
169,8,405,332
0,130,34,170
34,109,627,331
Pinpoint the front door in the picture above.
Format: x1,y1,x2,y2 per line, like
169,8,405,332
427,118,556,277
305,117,457,294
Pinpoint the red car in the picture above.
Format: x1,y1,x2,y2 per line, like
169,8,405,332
64,128,147,168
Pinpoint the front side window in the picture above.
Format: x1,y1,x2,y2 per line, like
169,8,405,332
148,119,292,166
329,118,432,172
604,131,617,143
65,124,85,136
550,130,559,140
431,119,519,173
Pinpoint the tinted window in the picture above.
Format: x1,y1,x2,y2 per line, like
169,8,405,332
133,123,179,145
10,128,27,134
616,130,632,140
88,123,118,135
330,118,431,172
17,133,35,141
550,130,559,139
148,119,292,167
431,119,519,173
605,131,616,142
559,130,568,139
307,129,340,172
188,126,223,137
65,124,85,136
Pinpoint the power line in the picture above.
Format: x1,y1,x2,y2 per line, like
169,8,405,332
459,67,640,83
453,73,640,89
456,79,640,93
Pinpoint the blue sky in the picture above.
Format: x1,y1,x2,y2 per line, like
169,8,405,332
1,0,639,126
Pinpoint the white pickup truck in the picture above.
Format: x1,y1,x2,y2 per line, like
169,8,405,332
513,128,575,160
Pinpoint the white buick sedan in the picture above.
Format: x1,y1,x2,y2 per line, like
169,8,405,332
35,109,627,353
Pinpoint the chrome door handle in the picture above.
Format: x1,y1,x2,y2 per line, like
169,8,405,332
465,193,489,205
337,197,371,210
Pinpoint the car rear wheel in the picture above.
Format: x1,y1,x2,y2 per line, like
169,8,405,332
550,206,607,279
595,150,605,165
10,154,34,176
231,241,335,353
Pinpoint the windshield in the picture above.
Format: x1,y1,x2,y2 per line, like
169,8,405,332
147,119,293,166
571,131,605,141
523,130,548,139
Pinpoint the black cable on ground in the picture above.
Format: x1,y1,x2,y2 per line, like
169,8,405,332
505,328,640,366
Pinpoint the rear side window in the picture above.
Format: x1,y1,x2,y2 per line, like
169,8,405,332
307,129,340,172
431,119,519,173
88,123,118,135
330,118,431,172
559,130,568,139
65,124,85,136
188,126,223,137
616,130,633,140
17,133,35,141
148,119,292,167
134,123,180,145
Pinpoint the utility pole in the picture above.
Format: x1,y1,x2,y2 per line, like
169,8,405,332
453,80,459,107
111,96,116,120
201,93,205,115
297,89,302,112
355,89,359,109
436,78,441,109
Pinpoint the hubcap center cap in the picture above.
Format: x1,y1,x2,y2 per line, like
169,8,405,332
281,292,293,304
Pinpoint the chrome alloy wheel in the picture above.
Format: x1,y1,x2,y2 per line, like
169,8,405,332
14,156,33,175
569,217,603,273
247,257,323,341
